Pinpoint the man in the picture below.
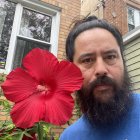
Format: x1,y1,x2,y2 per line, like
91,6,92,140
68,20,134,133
59,16,140,140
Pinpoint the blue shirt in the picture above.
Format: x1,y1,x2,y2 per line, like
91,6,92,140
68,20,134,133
60,93,140,140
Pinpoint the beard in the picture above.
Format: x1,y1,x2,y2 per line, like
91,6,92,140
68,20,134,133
76,69,133,127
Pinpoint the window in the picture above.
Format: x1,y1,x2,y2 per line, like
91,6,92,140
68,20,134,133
127,6,140,31
0,0,16,69
0,0,60,73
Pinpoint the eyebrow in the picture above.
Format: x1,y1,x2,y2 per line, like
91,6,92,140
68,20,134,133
103,49,118,55
77,49,118,61
79,53,95,59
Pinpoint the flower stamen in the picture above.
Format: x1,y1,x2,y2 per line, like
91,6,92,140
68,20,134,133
37,85,48,92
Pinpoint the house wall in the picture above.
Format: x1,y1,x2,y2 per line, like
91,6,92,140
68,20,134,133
103,0,128,35
80,0,104,18
42,0,81,60
80,0,128,34
124,36,140,93
80,0,140,35
126,0,140,8
103,0,140,35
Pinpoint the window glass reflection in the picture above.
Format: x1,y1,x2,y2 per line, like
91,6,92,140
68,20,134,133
20,8,52,42
0,0,16,69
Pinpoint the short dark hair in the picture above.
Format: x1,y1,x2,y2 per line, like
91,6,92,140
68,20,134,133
66,16,124,62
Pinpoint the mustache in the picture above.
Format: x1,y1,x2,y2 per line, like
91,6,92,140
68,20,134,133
84,76,118,95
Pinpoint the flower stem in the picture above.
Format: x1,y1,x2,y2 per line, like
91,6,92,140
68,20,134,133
37,122,43,140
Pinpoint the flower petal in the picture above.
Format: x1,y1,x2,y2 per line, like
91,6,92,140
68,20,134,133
44,91,74,125
11,94,45,128
1,68,37,103
22,48,58,83
55,61,83,92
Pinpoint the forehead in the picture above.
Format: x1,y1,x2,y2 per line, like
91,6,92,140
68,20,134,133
75,28,117,44
74,28,120,55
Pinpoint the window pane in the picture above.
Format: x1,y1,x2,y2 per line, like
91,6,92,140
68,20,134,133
0,0,16,69
128,8,134,25
128,24,135,31
19,8,52,42
134,10,140,27
13,38,50,69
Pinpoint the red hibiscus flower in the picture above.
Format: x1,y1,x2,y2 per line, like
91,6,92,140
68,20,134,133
1,48,83,129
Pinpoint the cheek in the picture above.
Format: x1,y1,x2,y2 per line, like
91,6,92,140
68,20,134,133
74,63,89,86
79,68,93,87
111,64,124,86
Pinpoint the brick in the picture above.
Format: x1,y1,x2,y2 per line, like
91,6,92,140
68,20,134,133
103,0,140,35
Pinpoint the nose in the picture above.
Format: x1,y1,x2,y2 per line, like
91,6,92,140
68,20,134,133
94,58,108,77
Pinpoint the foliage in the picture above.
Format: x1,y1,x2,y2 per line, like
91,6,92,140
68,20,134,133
0,74,59,140
75,100,82,118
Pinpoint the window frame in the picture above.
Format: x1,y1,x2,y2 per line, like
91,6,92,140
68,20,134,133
0,0,61,74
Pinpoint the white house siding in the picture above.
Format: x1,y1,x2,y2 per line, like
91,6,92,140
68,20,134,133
124,37,140,93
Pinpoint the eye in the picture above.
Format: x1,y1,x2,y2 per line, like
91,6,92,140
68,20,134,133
81,58,94,64
107,54,116,59
104,54,117,65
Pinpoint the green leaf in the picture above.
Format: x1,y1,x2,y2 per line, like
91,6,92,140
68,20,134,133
12,131,24,140
24,131,33,138
3,100,11,109
5,124,15,131
37,122,44,140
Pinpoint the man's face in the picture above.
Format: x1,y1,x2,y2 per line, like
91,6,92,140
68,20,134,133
73,28,124,103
